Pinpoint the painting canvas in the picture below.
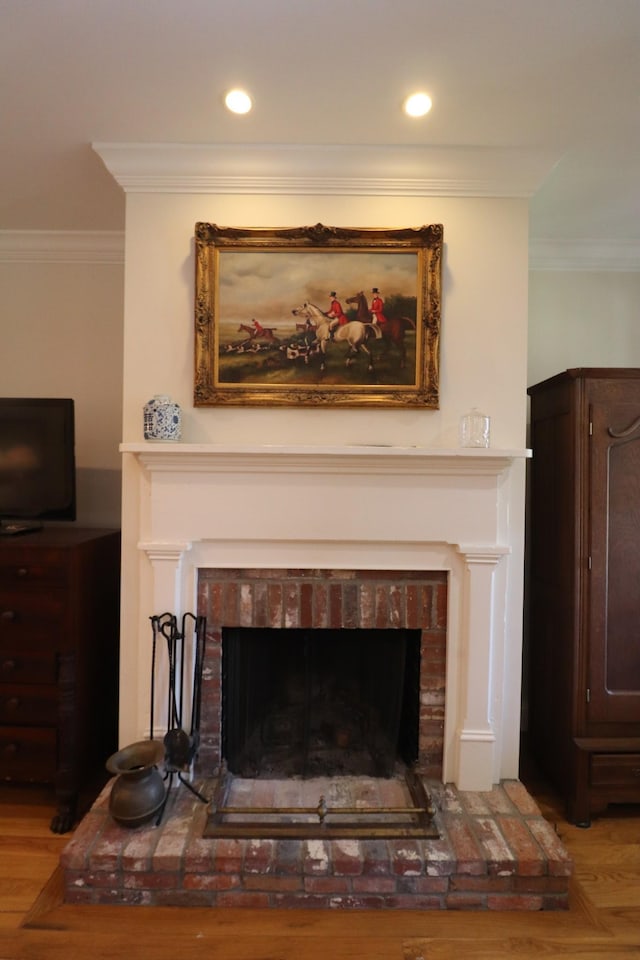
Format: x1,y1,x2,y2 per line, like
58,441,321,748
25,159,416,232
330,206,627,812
194,223,442,407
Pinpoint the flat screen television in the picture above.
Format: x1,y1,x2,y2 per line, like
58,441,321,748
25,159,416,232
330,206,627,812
0,398,76,524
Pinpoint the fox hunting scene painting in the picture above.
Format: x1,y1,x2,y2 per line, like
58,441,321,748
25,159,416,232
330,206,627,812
194,223,442,408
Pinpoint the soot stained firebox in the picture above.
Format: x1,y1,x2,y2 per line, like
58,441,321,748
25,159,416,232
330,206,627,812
222,628,421,779
205,626,437,840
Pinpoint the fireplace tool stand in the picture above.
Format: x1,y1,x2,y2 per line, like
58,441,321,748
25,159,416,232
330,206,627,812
150,612,208,824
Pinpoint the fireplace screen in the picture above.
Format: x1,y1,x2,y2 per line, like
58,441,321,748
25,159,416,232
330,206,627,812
222,628,420,779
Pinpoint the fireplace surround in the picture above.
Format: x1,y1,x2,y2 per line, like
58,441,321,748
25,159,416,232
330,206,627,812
118,442,530,791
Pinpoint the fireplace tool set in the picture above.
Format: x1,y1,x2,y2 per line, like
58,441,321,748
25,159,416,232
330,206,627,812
107,612,438,839
150,612,209,814
105,611,208,828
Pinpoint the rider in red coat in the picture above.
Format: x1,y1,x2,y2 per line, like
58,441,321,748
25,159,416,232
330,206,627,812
328,292,348,336
370,288,388,326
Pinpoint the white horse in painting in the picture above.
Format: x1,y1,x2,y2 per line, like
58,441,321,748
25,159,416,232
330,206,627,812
291,301,380,372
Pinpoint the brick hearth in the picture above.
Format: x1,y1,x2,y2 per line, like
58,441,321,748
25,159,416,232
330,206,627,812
62,564,572,910
61,776,572,909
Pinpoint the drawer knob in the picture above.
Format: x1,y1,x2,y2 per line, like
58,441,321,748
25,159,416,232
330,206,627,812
632,768,640,778
3,742,18,756
1,659,16,673
4,697,20,713
1,610,16,621
16,567,28,578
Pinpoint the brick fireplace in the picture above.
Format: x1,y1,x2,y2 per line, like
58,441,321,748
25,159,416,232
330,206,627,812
59,442,574,911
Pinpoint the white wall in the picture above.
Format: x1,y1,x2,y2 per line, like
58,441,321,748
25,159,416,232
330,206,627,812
3,245,638,534
522,268,640,728
123,194,529,448
2,220,639,776
528,270,640,387
0,256,124,527
3,222,639,766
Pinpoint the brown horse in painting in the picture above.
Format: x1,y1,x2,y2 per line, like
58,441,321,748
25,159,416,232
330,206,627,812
238,322,280,343
345,292,416,368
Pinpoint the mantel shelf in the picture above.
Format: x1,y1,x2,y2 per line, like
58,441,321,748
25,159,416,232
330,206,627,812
120,442,531,477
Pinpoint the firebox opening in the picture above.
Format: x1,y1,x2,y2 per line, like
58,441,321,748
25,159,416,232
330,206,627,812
222,628,421,779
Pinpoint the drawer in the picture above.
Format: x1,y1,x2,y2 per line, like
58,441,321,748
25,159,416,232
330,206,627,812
590,753,640,787
0,649,57,683
0,556,67,587
0,590,67,641
0,726,57,781
0,684,58,725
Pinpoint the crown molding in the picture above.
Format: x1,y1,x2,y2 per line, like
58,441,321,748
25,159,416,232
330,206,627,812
0,230,124,264
92,142,559,199
1,228,637,272
529,238,640,272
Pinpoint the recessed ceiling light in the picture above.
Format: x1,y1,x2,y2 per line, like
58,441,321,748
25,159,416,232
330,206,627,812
225,89,253,115
403,92,432,118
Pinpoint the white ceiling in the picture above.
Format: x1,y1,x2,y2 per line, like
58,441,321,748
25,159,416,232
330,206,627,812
1,0,638,249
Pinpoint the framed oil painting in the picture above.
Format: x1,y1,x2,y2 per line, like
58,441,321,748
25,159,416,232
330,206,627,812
194,222,443,408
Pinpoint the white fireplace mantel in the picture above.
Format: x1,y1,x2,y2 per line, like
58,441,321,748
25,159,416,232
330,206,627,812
121,441,525,471
119,442,530,792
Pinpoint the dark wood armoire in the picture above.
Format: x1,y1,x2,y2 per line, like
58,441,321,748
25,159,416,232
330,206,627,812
527,368,640,826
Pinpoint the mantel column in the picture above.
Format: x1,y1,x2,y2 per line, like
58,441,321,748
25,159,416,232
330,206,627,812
138,541,192,739
454,545,509,791
140,541,192,613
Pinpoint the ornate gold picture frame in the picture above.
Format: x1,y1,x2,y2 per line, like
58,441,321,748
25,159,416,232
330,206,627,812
194,223,442,408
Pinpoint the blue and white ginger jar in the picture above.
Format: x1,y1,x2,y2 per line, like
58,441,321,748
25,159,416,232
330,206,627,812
143,395,182,442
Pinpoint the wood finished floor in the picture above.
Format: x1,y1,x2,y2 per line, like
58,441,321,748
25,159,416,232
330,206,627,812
1,759,639,960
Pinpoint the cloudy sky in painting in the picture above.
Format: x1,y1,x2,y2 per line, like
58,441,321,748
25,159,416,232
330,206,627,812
216,250,418,332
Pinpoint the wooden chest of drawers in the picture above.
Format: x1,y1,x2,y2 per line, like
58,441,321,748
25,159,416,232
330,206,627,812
0,527,120,831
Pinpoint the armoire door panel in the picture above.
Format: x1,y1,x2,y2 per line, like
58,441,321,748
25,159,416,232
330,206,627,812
587,383,640,724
